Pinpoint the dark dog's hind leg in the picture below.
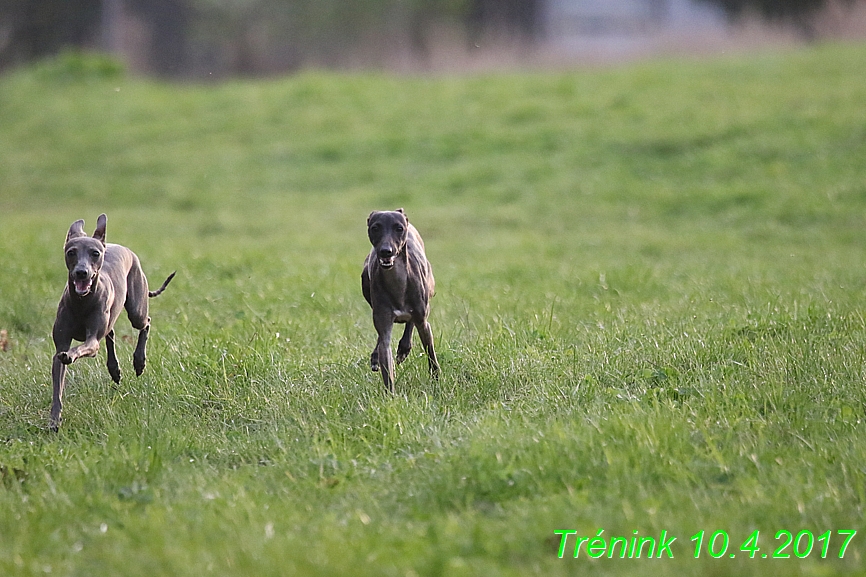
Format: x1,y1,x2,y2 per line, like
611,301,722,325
417,321,440,379
395,324,413,365
125,262,152,377
133,323,149,376
106,330,121,383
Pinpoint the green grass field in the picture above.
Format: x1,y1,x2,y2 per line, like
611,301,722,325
1,44,866,575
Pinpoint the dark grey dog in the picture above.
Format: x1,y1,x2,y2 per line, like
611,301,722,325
50,214,174,430
362,209,439,392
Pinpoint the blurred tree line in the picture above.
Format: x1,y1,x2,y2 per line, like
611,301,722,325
0,0,855,76
0,0,541,75
696,0,858,38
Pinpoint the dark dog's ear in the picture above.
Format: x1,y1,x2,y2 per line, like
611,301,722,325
367,211,379,226
66,219,87,243
395,208,405,214
92,213,107,246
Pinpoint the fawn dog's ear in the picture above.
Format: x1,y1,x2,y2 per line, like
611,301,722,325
92,214,107,246
66,219,87,244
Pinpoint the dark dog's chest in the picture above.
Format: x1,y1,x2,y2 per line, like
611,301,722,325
68,324,88,342
59,286,115,340
59,309,99,342
374,272,420,319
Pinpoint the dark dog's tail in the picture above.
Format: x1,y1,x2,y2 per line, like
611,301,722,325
148,271,176,298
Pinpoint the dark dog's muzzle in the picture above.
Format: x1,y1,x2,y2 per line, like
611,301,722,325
378,247,396,269
72,269,95,296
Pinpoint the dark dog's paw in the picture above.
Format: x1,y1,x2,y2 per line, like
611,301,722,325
396,346,411,365
429,358,441,380
108,365,121,384
57,351,73,365
370,351,380,372
49,416,62,432
133,358,145,377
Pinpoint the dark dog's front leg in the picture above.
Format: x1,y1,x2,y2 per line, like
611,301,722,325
133,323,149,376
50,326,74,431
50,354,68,431
50,337,100,430
395,324,413,365
106,330,121,383
374,317,395,393
417,320,440,379
59,338,101,365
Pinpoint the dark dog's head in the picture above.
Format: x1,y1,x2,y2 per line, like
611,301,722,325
367,209,408,270
64,214,107,297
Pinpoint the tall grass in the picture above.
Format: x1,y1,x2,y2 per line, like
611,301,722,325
1,44,866,575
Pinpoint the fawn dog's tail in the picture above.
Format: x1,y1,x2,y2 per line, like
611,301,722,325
148,271,176,298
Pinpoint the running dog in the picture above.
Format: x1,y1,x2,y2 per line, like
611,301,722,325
50,214,174,430
362,209,439,392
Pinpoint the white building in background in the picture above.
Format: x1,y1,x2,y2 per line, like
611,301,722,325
543,0,729,57
545,0,726,35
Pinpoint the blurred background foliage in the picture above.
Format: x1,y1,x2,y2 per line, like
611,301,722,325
1,0,534,76
0,0,860,78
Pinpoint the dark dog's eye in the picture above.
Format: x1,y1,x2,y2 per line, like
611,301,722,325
371,224,381,232
91,250,101,258
66,249,76,258
395,225,404,233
